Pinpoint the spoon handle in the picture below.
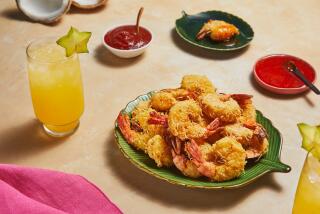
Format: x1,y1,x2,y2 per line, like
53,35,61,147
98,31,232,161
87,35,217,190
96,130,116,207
136,7,144,33
287,61,320,95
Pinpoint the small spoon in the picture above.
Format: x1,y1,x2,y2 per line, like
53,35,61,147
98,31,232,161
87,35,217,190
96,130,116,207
136,7,144,34
286,61,320,95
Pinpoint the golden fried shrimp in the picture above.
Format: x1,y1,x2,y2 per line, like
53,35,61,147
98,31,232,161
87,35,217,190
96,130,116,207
181,75,216,96
171,138,201,178
117,101,167,152
131,101,152,130
146,135,173,167
222,123,253,147
150,89,195,112
196,20,239,41
220,121,268,159
239,99,256,123
186,137,246,181
162,88,195,101
150,91,176,112
227,94,256,123
200,93,241,123
117,113,151,151
168,100,220,140
131,101,165,136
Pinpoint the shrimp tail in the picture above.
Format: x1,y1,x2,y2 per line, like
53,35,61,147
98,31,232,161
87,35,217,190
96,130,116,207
171,138,182,155
196,29,210,40
185,140,203,166
171,139,187,172
204,118,221,138
117,113,135,144
243,121,268,139
243,121,269,159
185,140,214,179
230,94,253,104
148,111,168,126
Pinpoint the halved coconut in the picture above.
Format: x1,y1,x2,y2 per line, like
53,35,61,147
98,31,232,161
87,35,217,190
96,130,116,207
16,0,72,23
72,0,107,9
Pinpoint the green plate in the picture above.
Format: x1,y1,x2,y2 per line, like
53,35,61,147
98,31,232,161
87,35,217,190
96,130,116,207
114,92,291,189
175,10,254,51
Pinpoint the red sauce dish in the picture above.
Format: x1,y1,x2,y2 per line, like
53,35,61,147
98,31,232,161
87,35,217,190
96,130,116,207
104,25,152,50
102,24,152,58
253,54,317,94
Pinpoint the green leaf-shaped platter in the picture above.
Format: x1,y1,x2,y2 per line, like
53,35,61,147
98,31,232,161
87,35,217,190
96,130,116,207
175,10,254,51
114,92,291,189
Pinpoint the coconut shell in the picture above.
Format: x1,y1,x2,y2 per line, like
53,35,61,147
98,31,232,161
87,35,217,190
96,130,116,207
72,0,107,9
16,0,72,23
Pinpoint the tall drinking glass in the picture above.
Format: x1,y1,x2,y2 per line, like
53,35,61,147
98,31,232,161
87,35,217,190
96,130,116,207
27,38,84,137
292,151,320,213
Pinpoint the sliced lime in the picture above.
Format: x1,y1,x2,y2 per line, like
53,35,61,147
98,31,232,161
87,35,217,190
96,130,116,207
57,27,91,57
298,123,320,160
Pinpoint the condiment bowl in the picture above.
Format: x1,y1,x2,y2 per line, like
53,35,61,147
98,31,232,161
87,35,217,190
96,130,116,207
102,24,153,58
253,54,317,95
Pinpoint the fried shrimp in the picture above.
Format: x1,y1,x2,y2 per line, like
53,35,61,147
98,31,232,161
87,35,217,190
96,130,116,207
150,91,176,112
181,75,216,96
200,93,241,123
239,99,256,123
163,88,195,101
196,20,239,41
150,89,195,112
220,122,268,159
117,101,166,152
147,135,173,167
131,101,165,136
117,113,151,151
222,123,254,147
117,74,270,180
168,100,220,141
186,137,246,181
227,94,256,123
131,101,152,130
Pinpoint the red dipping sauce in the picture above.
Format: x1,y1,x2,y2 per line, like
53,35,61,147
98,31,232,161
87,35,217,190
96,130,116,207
255,55,316,88
104,25,152,50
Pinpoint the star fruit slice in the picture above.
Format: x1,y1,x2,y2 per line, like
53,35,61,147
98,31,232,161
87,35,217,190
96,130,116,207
57,27,92,57
298,123,320,160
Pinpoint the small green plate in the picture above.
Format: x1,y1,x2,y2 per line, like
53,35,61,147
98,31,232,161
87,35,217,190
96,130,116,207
175,10,254,51
114,92,291,189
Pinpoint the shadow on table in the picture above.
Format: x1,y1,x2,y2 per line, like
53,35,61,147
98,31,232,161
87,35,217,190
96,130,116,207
104,130,282,212
0,8,61,26
0,119,66,163
1,8,29,22
94,44,145,68
170,28,249,60
250,73,315,107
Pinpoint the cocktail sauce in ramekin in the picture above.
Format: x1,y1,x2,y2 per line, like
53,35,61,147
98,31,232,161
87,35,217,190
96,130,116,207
104,25,152,50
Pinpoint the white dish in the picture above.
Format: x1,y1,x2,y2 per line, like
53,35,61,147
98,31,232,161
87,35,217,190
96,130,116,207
102,24,152,58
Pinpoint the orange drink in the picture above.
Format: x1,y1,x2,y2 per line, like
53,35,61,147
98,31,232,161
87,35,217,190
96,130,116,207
292,152,320,213
27,38,84,137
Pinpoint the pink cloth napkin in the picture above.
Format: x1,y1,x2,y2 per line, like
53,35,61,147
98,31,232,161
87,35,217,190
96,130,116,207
0,164,122,214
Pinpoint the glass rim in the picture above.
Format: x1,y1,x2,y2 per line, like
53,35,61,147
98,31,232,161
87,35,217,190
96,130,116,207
26,37,77,64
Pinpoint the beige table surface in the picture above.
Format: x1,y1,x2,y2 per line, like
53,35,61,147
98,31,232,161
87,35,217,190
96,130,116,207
1,0,320,213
